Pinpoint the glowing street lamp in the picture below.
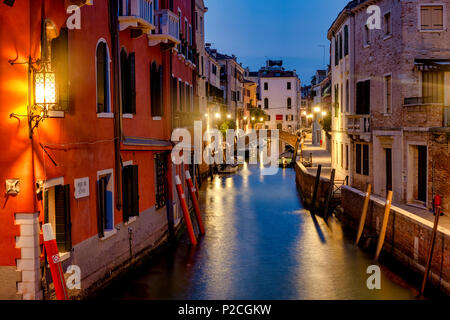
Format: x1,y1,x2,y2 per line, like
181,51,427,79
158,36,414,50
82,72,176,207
259,117,264,122
313,106,321,113
302,111,307,116
227,114,231,119
251,116,255,121
321,111,327,116
215,113,221,119
307,114,313,119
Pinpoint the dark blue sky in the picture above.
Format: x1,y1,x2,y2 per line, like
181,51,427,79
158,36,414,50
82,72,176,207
205,0,349,85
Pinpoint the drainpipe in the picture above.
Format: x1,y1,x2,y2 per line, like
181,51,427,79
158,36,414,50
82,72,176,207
109,0,123,210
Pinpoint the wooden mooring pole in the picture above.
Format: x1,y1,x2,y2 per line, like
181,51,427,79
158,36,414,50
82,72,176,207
420,197,442,296
323,169,335,221
355,184,372,246
374,191,393,261
310,165,322,216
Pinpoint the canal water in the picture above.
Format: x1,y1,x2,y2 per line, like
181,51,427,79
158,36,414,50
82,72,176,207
99,164,416,300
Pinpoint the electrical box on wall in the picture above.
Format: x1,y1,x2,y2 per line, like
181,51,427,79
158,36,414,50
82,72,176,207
5,179,20,195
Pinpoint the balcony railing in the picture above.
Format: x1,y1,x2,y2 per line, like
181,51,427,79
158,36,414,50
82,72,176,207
118,0,155,33
347,114,371,134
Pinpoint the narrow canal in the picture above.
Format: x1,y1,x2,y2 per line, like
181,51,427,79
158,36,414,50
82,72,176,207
99,164,416,300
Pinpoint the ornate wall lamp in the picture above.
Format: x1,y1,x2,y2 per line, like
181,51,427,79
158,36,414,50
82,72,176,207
9,58,57,138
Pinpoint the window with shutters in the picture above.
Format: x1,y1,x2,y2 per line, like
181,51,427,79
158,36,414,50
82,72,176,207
150,62,164,117
355,143,369,176
264,82,268,90
339,33,343,60
44,184,71,253
287,82,292,90
344,25,349,56
286,114,294,121
334,37,339,66
422,71,444,103
334,84,339,117
420,5,444,31
121,49,136,115
122,164,139,222
154,153,168,210
287,97,292,109
96,40,111,114
97,171,114,238
356,80,371,114
264,98,269,109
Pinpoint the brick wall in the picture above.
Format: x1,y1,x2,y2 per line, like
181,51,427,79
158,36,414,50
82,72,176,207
295,162,331,211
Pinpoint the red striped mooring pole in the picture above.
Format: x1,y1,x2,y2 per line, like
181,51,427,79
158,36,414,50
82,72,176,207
42,223,69,300
175,175,197,245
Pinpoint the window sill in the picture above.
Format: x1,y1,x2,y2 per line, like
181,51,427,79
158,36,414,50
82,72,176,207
152,116,162,121
363,44,370,49
124,216,137,226
383,34,392,40
123,113,134,119
100,228,117,241
382,112,392,116
97,112,114,119
47,110,65,118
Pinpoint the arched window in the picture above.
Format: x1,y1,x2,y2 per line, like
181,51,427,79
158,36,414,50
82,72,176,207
287,97,292,109
96,41,110,113
264,98,269,109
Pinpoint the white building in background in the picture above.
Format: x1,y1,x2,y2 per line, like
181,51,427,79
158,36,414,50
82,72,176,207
258,60,301,133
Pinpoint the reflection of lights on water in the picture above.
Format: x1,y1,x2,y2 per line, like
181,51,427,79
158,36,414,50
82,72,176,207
226,178,233,189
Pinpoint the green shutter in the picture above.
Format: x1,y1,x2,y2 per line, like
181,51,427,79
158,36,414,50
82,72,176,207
120,50,129,114
158,65,164,117
128,52,136,114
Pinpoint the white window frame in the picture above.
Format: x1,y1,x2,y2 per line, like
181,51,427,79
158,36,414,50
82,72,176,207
418,3,447,32
95,38,113,118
